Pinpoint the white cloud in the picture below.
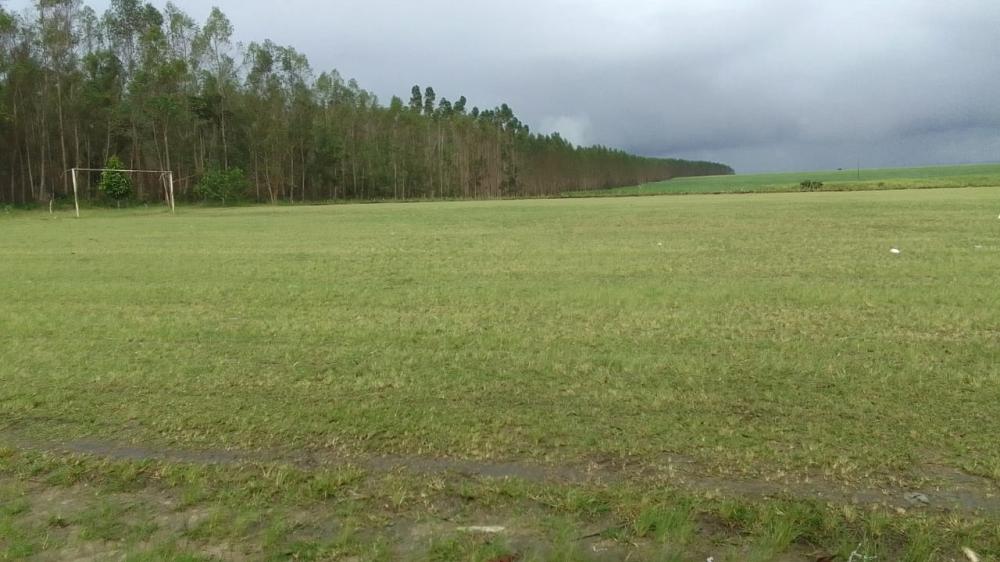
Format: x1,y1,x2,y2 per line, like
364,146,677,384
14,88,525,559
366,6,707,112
7,0,999,171
538,115,592,147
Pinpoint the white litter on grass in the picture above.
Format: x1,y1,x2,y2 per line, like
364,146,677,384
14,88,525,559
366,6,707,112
962,546,981,562
457,526,506,534
890,247,901,255
849,543,877,562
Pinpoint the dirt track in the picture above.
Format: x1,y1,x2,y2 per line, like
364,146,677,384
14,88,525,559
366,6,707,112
3,429,998,517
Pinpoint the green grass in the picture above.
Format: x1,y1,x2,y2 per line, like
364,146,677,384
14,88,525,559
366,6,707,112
2,188,1000,559
566,162,1000,196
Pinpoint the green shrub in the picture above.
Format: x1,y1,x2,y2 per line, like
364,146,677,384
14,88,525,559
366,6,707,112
99,155,133,206
195,168,249,205
799,180,823,191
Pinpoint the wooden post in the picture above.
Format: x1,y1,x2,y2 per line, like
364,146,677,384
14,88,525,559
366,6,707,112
168,172,176,213
71,168,80,218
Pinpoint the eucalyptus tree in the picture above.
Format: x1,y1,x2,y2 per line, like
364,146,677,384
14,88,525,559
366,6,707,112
193,7,235,169
422,86,435,116
277,44,314,201
38,0,84,196
244,39,286,201
79,48,124,184
103,0,147,80
312,70,348,199
133,10,188,193
408,85,422,113
0,5,15,200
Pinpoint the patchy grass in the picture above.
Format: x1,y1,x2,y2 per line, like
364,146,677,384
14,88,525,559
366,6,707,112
1,450,998,560
567,162,1000,196
2,188,999,559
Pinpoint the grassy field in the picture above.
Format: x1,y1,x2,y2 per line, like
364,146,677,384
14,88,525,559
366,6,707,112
2,188,1000,560
566,163,1000,197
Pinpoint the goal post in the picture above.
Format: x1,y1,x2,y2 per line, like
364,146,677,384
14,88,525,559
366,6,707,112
69,168,175,218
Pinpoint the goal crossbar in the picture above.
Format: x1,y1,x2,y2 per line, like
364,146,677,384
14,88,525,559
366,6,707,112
69,167,175,217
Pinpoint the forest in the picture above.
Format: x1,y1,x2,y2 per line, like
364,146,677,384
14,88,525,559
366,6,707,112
0,1,734,206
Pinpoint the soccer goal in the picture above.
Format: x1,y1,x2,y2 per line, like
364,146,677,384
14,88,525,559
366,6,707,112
69,167,176,218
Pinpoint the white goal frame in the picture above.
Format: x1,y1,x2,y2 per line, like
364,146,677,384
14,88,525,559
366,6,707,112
69,168,175,218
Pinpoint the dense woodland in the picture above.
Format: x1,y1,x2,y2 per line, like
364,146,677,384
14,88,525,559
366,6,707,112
0,0,733,206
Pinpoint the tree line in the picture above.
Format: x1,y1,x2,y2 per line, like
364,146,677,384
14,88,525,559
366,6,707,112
0,0,734,206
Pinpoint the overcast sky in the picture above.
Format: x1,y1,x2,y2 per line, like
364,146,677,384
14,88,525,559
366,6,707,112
9,0,1000,172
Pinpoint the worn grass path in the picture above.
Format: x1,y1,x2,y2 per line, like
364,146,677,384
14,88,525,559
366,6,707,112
3,428,999,516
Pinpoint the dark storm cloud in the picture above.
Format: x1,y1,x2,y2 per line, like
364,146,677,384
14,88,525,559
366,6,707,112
12,0,1000,171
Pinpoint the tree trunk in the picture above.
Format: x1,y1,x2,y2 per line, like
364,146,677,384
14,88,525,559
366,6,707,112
300,143,306,201
253,148,261,202
163,123,173,205
104,116,112,165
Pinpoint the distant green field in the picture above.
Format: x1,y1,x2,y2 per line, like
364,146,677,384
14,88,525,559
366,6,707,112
567,163,1000,197
2,189,1000,560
